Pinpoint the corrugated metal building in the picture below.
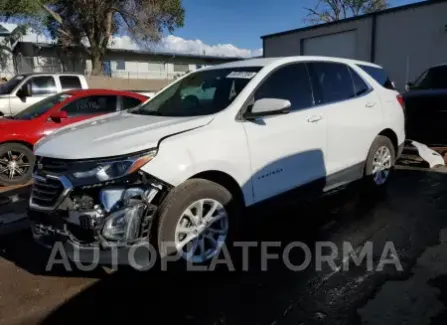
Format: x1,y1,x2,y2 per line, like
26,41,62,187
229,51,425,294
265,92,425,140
261,0,447,91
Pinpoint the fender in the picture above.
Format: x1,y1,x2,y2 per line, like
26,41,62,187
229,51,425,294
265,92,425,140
142,120,254,206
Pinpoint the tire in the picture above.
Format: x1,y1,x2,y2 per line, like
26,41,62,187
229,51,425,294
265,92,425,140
364,135,396,189
0,143,35,186
155,179,238,268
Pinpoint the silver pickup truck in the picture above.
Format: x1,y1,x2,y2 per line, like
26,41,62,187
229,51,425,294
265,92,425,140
0,73,88,116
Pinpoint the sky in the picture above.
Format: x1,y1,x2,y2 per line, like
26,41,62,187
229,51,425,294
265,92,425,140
176,0,423,52
2,0,425,58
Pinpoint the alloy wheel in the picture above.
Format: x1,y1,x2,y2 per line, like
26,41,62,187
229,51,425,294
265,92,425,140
174,198,229,263
372,145,392,185
0,150,32,181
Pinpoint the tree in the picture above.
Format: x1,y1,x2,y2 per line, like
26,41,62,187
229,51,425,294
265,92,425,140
0,25,28,73
0,0,50,17
46,0,185,75
3,0,185,75
304,0,389,25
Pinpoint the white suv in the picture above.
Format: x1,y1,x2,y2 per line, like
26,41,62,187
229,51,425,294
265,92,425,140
29,56,405,266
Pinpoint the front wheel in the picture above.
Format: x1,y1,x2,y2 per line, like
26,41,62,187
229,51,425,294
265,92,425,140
364,135,396,188
156,179,236,265
0,143,35,186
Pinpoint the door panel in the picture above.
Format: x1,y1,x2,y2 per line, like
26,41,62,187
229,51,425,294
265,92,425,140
10,76,58,115
308,62,382,182
242,63,328,203
325,92,382,176
9,95,44,115
244,109,327,203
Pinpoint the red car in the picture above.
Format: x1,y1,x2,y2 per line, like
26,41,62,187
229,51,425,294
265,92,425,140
0,89,148,186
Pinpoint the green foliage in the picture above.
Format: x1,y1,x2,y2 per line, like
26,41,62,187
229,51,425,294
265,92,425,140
2,0,185,75
45,0,185,74
0,0,53,18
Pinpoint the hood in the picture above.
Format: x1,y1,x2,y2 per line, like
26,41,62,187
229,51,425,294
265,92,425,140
35,111,214,159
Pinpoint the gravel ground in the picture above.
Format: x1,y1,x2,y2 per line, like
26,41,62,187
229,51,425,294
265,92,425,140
0,163,447,325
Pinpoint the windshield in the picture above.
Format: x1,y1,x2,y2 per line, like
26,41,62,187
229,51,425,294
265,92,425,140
129,67,262,117
413,66,447,90
13,93,72,120
0,75,25,95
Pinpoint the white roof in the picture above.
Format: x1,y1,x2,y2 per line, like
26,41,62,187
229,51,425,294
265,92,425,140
206,56,382,70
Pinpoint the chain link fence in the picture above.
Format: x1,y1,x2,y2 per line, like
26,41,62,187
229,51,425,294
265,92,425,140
13,55,188,82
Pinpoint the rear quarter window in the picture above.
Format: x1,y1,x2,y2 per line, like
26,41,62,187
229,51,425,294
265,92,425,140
357,64,395,90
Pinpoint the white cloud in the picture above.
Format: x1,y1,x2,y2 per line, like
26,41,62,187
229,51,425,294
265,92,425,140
110,34,262,58
158,35,262,58
2,23,262,58
2,23,52,44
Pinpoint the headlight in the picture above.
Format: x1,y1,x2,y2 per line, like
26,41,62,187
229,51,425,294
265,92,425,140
102,203,146,241
73,150,157,182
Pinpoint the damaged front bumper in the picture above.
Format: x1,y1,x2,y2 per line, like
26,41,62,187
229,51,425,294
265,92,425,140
29,172,169,267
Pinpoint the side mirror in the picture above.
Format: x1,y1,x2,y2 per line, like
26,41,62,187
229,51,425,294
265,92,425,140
243,98,291,120
50,110,68,122
0,111,4,118
405,82,414,92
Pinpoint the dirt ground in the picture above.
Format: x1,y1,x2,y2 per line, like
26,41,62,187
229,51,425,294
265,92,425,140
1,161,447,325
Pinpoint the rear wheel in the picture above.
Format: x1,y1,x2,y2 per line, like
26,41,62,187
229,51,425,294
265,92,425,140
0,143,35,186
364,136,396,188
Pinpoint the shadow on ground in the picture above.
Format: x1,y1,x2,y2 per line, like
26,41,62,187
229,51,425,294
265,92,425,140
36,184,388,325
0,167,442,325
0,184,31,208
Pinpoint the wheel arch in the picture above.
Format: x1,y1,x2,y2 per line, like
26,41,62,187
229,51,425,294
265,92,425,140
0,140,34,151
189,170,246,208
378,128,398,154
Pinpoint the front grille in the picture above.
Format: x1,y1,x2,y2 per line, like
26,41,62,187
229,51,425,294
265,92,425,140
31,176,64,208
36,157,70,174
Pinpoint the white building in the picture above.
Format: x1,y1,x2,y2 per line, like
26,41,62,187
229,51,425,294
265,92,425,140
12,41,240,80
261,0,447,91
0,25,15,78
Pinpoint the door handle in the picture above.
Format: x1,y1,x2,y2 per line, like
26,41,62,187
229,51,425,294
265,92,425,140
307,115,323,123
365,102,376,108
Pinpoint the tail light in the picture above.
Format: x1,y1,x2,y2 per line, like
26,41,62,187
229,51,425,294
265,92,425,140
396,94,405,108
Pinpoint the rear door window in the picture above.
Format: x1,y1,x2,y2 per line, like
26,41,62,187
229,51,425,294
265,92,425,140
357,64,395,90
61,95,118,117
308,62,355,105
60,76,82,90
